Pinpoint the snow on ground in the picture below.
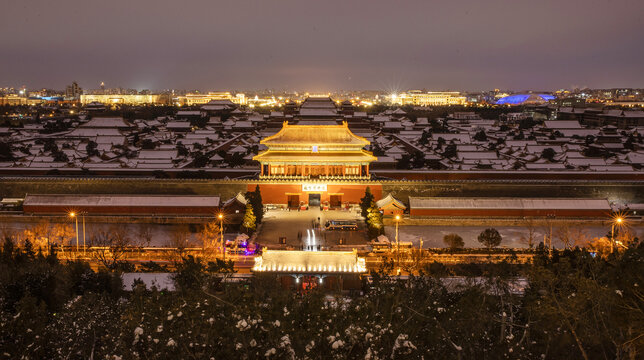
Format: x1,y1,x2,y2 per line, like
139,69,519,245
384,225,643,249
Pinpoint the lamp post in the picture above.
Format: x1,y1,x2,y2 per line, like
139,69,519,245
218,213,225,261
69,212,79,256
546,213,555,255
395,214,400,273
611,217,623,254
81,212,86,256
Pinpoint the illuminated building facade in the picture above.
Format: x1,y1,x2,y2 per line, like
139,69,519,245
176,92,246,106
252,121,379,208
397,90,467,106
254,121,376,179
496,93,555,105
0,95,27,106
80,94,171,105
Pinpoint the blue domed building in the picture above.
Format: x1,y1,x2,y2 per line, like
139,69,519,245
496,93,555,105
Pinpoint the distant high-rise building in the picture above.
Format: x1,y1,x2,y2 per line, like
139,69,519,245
65,81,82,99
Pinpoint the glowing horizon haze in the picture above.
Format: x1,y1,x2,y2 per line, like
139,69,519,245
1,0,643,92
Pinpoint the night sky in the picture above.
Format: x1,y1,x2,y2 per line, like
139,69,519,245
1,0,643,92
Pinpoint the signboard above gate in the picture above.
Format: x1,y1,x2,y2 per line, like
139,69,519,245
302,183,327,192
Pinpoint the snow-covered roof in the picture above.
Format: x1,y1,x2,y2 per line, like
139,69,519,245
223,192,247,207
375,193,406,210
409,197,610,210
81,117,132,128
138,150,178,160
176,110,202,116
24,194,220,208
544,121,582,129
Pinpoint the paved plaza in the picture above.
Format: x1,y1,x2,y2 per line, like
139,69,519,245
255,208,368,249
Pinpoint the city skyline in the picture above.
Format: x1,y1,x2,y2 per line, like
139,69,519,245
2,0,643,91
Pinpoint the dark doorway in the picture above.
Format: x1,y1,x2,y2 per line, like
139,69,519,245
330,195,342,208
287,195,300,209
308,193,321,206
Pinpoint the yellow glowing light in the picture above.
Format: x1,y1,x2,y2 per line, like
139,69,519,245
218,213,223,220
616,217,623,224
69,212,76,218
395,215,401,221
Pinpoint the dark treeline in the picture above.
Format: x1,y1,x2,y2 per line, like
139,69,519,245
0,237,641,359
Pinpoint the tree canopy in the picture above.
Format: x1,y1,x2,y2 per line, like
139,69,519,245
478,228,502,249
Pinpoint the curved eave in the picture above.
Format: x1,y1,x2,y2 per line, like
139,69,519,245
260,121,370,147
253,149,377,163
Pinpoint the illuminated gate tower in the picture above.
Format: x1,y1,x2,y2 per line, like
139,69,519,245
252,121,379,208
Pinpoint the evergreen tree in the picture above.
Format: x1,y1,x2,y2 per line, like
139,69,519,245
443,233,464,249
478,228,502,250
396,154,412,169
241,203,256,234
1,236,14,264
541,148,556,161
366,200,384,239
248,185,264,223
442,142,457,158
360,187,374,219
23,239,35,259
473,129,487,141
419,130,431,145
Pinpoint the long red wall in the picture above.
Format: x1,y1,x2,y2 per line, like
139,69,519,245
23,205,219,216
249,183,382,204
410,208,608,218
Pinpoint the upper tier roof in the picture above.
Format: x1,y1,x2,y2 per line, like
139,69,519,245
260,121,370,147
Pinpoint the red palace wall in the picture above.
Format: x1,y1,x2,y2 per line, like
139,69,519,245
410,208,609,218
249,183,382,205
23,205,220,216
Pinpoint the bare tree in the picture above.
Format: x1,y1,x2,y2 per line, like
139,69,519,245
136,223,154,247
165,224,192,262
554,225,573,249
569,226,591,248
197,221,221,260
90,225,132,270
553,225,590,250
22,220,56,250
519,217,537,249
615,226,639,249
168,224,191,249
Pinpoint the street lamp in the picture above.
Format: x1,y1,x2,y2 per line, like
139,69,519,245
218,213,225,261
611,217,623,254
82,212,86,256
395,214,400,272
69,212,79,255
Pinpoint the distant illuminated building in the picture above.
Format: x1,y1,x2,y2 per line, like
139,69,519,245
0,94,27,106
80,94,171,105
176,92,246,106
397,90,467,106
